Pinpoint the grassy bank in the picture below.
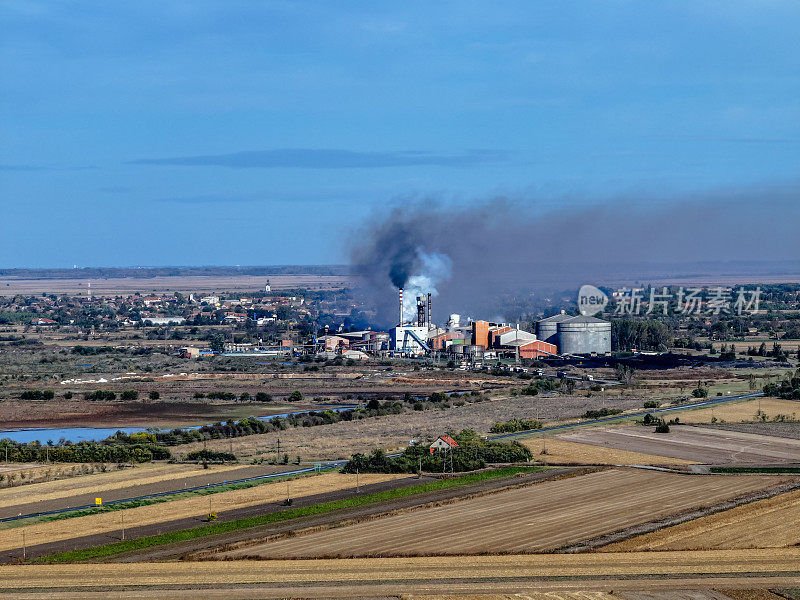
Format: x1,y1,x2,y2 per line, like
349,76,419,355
35,466,543,563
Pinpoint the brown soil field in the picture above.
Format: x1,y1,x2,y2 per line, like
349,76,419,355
603,489,800,552
557,425,800,464
1,549,798,598
218,469,791,559
0,398,297,429
674,398,800,424
705,422,800,440
176,394,650,461
520,438,697,465
0,472,408,554
0,274,352,295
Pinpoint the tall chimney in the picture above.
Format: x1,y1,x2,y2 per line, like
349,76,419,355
416,296,425,327
427,293,432,329
398,288,404,326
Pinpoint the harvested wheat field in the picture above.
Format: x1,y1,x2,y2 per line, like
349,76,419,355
521,438,697,465
0,472,408,554
674,398,800,424
2,549,799,598
604,488,800,552
217,469,791,559
558,425,800,464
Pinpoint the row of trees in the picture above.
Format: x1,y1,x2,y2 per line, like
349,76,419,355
0,440,170,463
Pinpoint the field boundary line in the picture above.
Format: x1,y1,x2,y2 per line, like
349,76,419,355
191,466,597,560
558,477,800,553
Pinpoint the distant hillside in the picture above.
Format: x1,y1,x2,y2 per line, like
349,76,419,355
0,266,349,279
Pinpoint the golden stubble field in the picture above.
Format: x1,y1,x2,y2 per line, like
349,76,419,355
520,437,697,465
217,469,792,559
0,462,242,506
604,488,800,551
1,549,798,596
0,472,409,554
674,397,800,423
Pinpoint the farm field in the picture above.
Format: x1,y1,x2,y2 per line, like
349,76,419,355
557,425,800,464
217,469,792,559
176,393,650,460
604,488,800,551
673,398,800,424
0,472,409,555
0,274,352,295
2,549,799,598
520,437,697,465
0,463,294,520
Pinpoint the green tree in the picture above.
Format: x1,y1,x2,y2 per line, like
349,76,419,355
149,390,160,401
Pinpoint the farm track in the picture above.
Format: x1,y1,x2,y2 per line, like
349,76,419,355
219,469,795,559
1,549,798,598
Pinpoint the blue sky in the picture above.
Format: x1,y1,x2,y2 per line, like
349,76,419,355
1,1,798,268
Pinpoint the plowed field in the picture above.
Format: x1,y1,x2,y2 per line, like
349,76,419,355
218,469,791,559
557,426,800,463
604,488,800,551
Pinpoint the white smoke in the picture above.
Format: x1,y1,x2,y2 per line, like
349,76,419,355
402,251,452,324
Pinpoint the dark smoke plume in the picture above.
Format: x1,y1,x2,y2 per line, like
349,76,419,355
348,182,800,326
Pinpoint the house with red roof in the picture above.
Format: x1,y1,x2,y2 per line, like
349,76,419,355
429,435,459,452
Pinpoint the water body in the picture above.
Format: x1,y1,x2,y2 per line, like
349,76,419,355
0,405,358,444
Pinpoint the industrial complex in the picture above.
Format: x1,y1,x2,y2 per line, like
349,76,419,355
385,287,612,361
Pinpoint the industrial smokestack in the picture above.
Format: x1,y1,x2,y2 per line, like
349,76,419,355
416,296,425,328
398,288,404,326
427,292,432,329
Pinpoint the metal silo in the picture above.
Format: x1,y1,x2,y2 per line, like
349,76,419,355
557,315,611,356
536,312,572,346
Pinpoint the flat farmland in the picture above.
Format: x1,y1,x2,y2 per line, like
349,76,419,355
0,274,351,295
176,393,649,460
0,472,408,555
520,438,697,465
2,549,799,598
604,488,800,552
557,425,800,464
0,463,294,521
218,469,791,559
674,398,800,424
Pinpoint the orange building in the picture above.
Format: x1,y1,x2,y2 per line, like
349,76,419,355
471,320,489,349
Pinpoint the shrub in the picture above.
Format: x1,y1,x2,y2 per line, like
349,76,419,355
655,422,670,433
643,400,660,409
